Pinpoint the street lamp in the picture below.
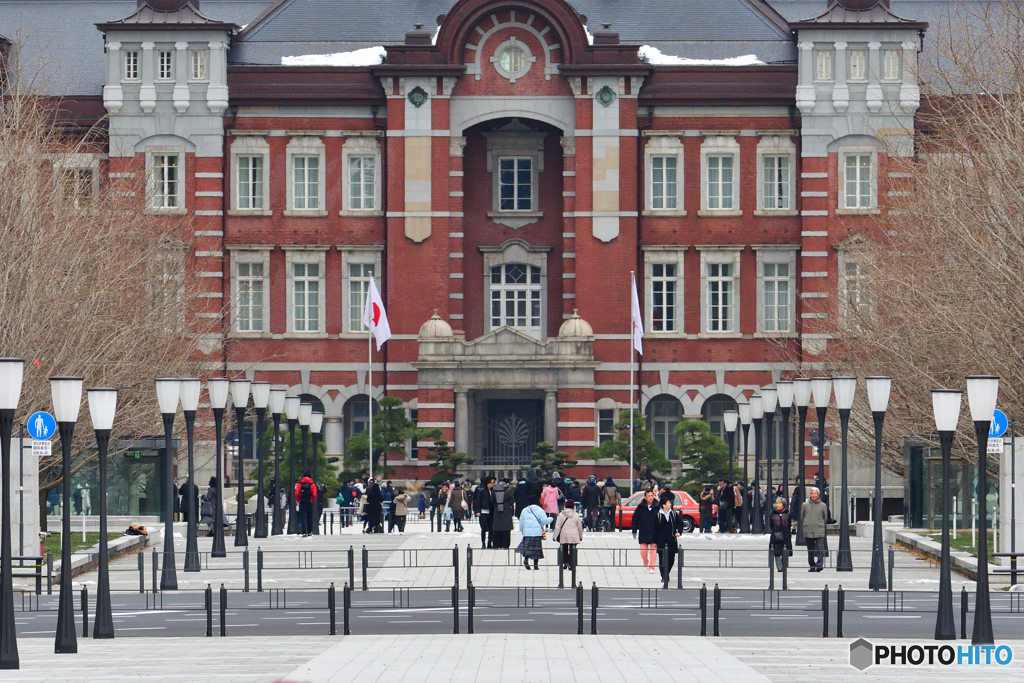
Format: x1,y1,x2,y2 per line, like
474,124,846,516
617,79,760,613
51,375,83,653
777,381,794,503
966,375,998,644
793,378,812,546
298,403,312,534
268,388,286,536
750,394,764,534
251,381,270,539
833,376,857,572
207,378,229,557
0,359,23,668
285,396,300,534
87,388,117,639
738,400,751,533
762,386,778,533
310,411,324,536
811,376,832,501
932,388,961,640
155,378,180,591
230,379,250,547
724,409,738,481
865,376,891,591
179,379,201,572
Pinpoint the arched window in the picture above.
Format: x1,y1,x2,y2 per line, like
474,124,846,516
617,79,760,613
646,395,682,458
701,394,738,441
343,395,379,449
490,263,542,337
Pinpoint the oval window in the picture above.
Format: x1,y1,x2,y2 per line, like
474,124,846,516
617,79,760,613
499,46,527,75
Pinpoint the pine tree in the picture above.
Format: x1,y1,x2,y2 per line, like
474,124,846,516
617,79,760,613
427,439,475,485
576,411,670,479
343,396,438,477
530,441,577,478
250,424,338,500
671,420,730,495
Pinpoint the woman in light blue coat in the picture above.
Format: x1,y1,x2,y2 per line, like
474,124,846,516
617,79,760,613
516,495,552,570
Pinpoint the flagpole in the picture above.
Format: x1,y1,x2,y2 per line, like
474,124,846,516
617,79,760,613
368,329,373,484
629,271,635,496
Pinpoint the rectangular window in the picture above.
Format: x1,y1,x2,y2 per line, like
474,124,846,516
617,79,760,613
348,263,375,332
706,262,734,333
152,154,179,209
292,155,320,210
762,262,790,333
124,50,139,80
498,157,532,211
849,50,866,81
650,156,678,210
598,409,615,445
292,262,320,332
763,155,790,210
650,263,677,332
883,50,900,80
236,156,264,210
816,50,832,81
706,155,734,210
158,50,173,80
490,263,542,337
62,168,96,204
843,260,871,318
191,50,206,80
349,155,376,210
844,154,873,208
236,261,265,332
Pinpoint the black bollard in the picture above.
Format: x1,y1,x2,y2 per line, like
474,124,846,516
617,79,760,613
837,585,845,638
576,582,584,635
822,585,829,638
343,582,351,636
205,584,212,637
81,586,88,638
219,584,227,637
452,584,459,634
257,548,263,593
700,584,707,636
713,584,721,636
348,546,355,589
590,583,598,635
961,586,968,640
329,583,336,636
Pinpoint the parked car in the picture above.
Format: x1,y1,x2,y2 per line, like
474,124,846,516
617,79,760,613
614,490,714,533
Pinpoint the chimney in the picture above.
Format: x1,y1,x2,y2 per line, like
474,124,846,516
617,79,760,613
405,23,433,46
592,23,619,45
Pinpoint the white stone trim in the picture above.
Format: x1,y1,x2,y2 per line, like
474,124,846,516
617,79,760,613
756,136,796,212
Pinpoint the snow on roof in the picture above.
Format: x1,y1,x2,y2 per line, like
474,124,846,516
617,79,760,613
281,45,386,67
638,45,764,66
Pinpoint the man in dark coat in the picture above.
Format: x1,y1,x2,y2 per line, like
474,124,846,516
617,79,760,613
631,488,660,573
514,480,529,517
715,480,733,533
178,479,199,522
473,477,496,548
365,482,384,534
654,491,684,584
580,476,602,530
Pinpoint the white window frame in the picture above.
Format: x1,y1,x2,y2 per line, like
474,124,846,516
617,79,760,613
642,246,686,336
756,136,796,214
838,147,878,213
157,49,173,81
484,129,545,228
285,136,327,216
838,245,872,323
883,49,901,81
644,136,684,215
191,49,207,81
815,48,833,81
698,247,742,336
230,136,271,215
595,397,618,446
123,50,140,81
146,149,185,214
227,247,271,335
699,136,740,215
754,246,797,336
341,136,382,215
52,153,101,206
848,49,867,81
285,248,328,335
480,239,550,339
340,246,384,335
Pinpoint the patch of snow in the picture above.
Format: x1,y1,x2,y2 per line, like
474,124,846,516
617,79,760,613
639,45,764,67
432,24,441,46
583,25,594,46
282,46,386,67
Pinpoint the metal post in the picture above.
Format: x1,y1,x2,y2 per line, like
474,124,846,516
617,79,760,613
971,419,994,644
138,549,145,594
869,411,887,590
348,546,355,589
151,548,158,596
329,583,336,636
700,584,707,636
782,546,788,590
243,548,249,593
211,408,227,557
822,585,829,638
576,583,584,635
837,585,844,638
796,405,808,545
677,542,683,589
219,584,227,637
780,405,791,518
1012,421,1017,566
93,427,114,638
741,423,751,533
467,583,474,634
590,583,598,635
205,585,212,637
960,586,968,639
887,547,894,592
257,548,263,593
80,586,88,638
287,418,298,535
713,584,721,636
234,404,248,547
55,420,79,653
837,408,853,571
159,413,178,590
343,583,351,635
254,407,267,538
47,551,52,595
765,408,774,536
453,545,459,588
768,548,774,591
466,546,473,587
571,545,577,587
558,547,564,588
361,546,368,590
183,410,200,571
726,430,734,481
752,416,763,534
452,584,459,634
271,412,283,536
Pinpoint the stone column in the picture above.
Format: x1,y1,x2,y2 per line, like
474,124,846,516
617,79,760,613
139,41,156,113
173,41,190,113
795,41,815,114
832,42,849,112
866,41,883,112
324,417,343,458
103,41,123,114
544,390,558,445
899,40,920,113
455,390,469,454
206,41,228,114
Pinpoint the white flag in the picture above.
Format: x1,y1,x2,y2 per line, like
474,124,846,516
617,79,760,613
631,273,644,355
362,276,392,350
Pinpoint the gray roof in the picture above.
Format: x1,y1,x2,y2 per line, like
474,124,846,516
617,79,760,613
0,0,269,94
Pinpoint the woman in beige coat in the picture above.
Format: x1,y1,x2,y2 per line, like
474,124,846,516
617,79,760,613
553,498,585,571
390,490,410,533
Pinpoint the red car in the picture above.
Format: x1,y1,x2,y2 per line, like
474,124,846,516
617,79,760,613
614,490,714,533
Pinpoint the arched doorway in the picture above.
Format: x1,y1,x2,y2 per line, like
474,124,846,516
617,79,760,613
646,395,682,458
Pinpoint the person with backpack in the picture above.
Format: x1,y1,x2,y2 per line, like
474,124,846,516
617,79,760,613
715,479,733,533
654,490,684,584
733,481,745,532
769,496,793,573
490,480,515,549
540,480,561,526
417,491,427,520
390,489,410,533
553,498,584,570
602,477,622,531
580,476,602,531
698,486,715,534
294,472,317,537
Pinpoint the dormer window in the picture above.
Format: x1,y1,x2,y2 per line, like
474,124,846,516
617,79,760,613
816,49,832,81
191,50,206,80
158,50,173,80
124,50,139,81
498,157,533,211
849,50,867,81
484,121,545,228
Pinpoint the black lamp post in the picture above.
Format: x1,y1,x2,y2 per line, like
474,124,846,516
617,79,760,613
310,411,323,535
777,381,794,503
724,409,738,481
298,403,312,534
810,376,832,514
269,388,286,536
793,378,812,546
0,359,23,668
932,388,961,640
285,396,300,534
833,377,857,572
762,386,778,533
251,382,270,539
155,378,180,591
87,388,117,639
865,376,891,591
207,378,229,558
51,375,83,653
230,379,251,547
966,375,998,644
738,400,751,533
750,394,764,534
179,379,201,572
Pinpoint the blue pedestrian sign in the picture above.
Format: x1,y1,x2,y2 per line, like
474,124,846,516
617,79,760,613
990,409,1008,439
27,411,56,441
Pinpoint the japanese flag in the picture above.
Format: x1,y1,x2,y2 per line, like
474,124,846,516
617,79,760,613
362,276,392,350
631,273,644,355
